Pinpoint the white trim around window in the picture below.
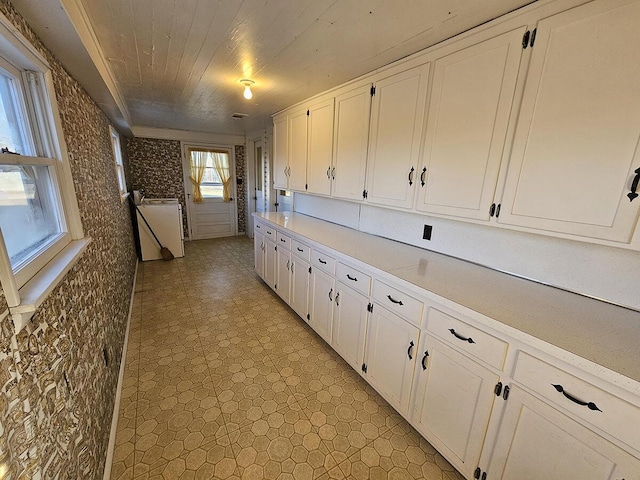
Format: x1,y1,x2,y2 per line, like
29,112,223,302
109,125,128,201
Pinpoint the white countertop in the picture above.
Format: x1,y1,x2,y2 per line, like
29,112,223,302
256,212,640,390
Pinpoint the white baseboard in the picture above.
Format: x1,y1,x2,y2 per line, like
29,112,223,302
103,260,138,480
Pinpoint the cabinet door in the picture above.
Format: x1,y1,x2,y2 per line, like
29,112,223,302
484,385,640,480
309,267,335,344
307,98,335,196
254,231,265,279
498,0,640,242
416,28,525,220
331,282,369,372
273,113,289,189
264,239,277,290
332,85,372,201
366,63,431,209
290,257,310,320
288,108,308,192
364,304,420,416
276,249,291,303
412,335,499,479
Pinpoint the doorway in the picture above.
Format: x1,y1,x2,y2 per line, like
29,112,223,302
247,134,268,235
182,143,238,240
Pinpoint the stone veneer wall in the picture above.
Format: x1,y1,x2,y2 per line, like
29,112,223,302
126,138,248,236
126,137,188,235
235,145,246,233
0,1,137,479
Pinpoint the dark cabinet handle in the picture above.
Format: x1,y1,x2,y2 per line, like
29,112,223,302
297,247,303,252
387,295,404,305
286,260,290,271
552,384,602,412
421,350,429,370
408,166,415,186
280,238,286,243
256,224,261,229
474,468,481,479
335,292,340,306
331,167,335,180
449,328,475,344
407,341,414,360
346,274,358,282
318,258,327,265
326,166,331,179
420,167,427,187
628,167,640,202
328,288,333,301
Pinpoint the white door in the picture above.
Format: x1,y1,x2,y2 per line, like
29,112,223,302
309,267,335,344
290,256,310,319
498,0,640,242
306,98,334,196
331,282,369,372
366,63,431,209
484,385,640,480
412,335,499,478
364,304,419,416
183,145,237,240
416,27,525,220
332,84,372,201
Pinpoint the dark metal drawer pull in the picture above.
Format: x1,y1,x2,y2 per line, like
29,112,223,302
318,258,327,264
280,238,286,243
297,247,303,252
420,167,427,187
407,341,414,360
421,350,429,370
335,292,340,306
346,274,358,282
449,328,475,344
628,167,640,201
387,295,403,305
552,384,602,412
408,166,415,186
328,288,333,301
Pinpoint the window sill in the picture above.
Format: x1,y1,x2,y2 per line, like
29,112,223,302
9,237,91,333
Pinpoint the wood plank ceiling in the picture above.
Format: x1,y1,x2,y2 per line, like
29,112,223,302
45,0,537,134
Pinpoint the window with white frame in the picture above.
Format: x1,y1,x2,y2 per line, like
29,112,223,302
110,126,127,198
0,10,84,312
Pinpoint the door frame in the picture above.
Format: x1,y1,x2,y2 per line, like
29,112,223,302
181,141,238,240
247,134,261,237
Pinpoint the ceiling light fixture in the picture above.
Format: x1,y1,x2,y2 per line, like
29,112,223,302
240,79,255,100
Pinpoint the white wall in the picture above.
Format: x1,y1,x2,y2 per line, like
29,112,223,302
294,194,640,311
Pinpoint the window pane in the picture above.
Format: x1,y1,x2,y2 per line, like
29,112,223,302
202,166,221,184
0,164,62,269
201,184,223,198
0,74,27,154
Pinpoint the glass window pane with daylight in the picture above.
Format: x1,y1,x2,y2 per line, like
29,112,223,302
0,71,30,155
0,163,62,270
199,152,229,198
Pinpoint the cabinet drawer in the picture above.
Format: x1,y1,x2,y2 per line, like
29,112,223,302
311,249,336,274
291,239,310,261
426,308,507,370
254,222,265,234
513,351,640,452
276,232,291,250
336,262,371,296
264,226,276,240
372,280,423,326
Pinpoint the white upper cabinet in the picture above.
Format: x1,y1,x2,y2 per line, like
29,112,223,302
331,84,373,201
498,0,640,242
416,28,525,221
365,63,431,209
273,113,289,190
306,98,335,196
288,107,308,192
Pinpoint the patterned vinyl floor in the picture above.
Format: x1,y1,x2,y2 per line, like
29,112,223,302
109,236,465,480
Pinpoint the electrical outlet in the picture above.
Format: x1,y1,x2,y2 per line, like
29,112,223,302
423,225,433,240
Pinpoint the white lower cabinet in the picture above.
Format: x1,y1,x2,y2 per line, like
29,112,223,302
254,230,265,278
275,247,291,303
364,304,420,416
290,256,310,320
482,384,640,480
308,267,335,344
331,282,369,372
264,238,277,290
411,334,500,479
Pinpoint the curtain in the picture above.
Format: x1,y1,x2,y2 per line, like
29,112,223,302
189,150,207,203
212,152,232,202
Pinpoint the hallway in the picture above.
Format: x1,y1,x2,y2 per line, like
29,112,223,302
110,236,464,480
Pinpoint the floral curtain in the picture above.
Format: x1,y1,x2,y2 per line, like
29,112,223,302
189,150,207,203
212,152,232,203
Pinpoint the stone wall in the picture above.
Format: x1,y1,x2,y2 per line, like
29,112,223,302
0,2,137,478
